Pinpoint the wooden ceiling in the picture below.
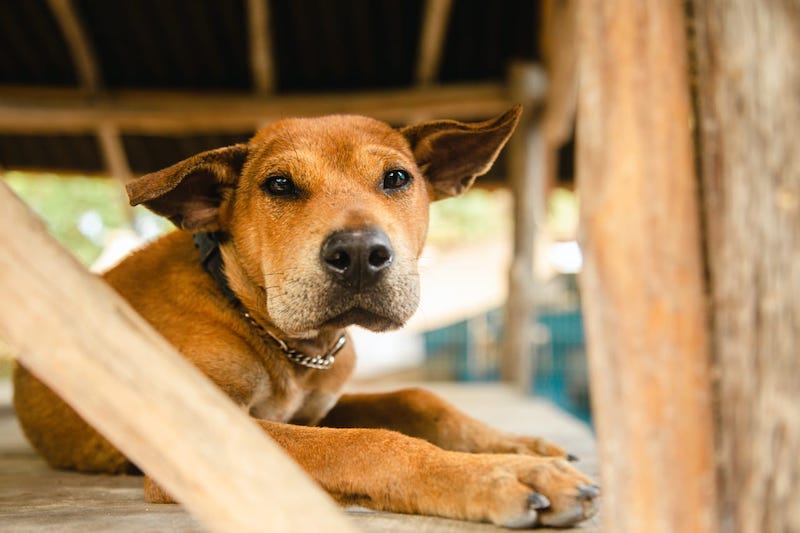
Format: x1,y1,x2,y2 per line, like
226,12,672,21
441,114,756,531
0,0,549,179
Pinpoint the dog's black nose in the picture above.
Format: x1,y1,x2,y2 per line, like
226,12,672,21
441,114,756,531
321,228,394,289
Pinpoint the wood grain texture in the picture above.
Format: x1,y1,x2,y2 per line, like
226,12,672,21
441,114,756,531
576,1,717,532
691,2,800,532
0,181,354,533
0,83,524,134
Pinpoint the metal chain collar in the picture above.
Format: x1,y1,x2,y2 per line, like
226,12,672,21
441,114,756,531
241,311,347,370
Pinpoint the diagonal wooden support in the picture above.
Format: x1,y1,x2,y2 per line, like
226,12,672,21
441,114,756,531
246,0,276,94
46,0,101,95
47,0,135,219
416,0,452,86
0,181,354,533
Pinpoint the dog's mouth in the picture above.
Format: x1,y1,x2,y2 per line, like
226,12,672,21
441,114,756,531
321,307,402,331
264,267,419,337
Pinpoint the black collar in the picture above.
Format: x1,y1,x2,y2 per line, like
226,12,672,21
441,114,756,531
193,232,238,303
192,232,346,370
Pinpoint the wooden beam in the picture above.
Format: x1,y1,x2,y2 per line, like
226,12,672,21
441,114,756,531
46,0,101,94
576,1,717,532
97,122,133,184
691,1,800,531
0,83,524,134
97,122,135,224
46,0,137,220
502,63,547,385
416,0,452,86
246,0,276,94
540,0,578,147
0,181,355,533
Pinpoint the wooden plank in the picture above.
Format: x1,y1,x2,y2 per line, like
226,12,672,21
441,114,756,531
96,122,135,223
691,1,800,531
46,0,137,210
539,0,578,223
0,83,522,134
46,0,101,94
97,122,133,183
575,2,718,532
502,63,547,384
540,0,578,146
416,0,452,86
246,0,275,94
0,181,354,533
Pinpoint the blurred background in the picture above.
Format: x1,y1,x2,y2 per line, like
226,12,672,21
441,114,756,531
0,0,590,423
5,3,798,531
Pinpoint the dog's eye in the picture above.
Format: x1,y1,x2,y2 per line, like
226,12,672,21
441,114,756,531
382,169,411,191
262,175,298,198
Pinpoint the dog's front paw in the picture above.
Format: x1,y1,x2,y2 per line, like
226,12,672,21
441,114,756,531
525,459,600,528
493,434,577,461
457,455,599,529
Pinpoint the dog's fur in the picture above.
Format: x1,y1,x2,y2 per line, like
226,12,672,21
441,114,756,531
13,107,598,528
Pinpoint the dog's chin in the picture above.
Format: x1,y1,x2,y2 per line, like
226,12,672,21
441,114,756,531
266,272,420,337
321,307,403,332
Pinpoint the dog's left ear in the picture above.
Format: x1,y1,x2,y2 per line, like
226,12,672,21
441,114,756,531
401,105,522,200
126,144,248,232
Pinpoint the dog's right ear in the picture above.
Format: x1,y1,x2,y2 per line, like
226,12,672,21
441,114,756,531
126,144,248,232
401,106,521,200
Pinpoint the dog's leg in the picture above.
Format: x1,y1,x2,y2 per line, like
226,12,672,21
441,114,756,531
264,421,597,527
146,421,598,527
319,388,573,459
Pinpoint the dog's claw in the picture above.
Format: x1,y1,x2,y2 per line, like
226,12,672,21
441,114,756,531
567,453,579,462
527,492,550,510
577,484,600,499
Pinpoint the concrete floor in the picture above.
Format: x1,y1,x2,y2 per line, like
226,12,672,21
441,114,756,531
0,380,600,532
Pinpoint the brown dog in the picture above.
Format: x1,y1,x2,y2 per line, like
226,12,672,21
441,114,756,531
13,106,598,528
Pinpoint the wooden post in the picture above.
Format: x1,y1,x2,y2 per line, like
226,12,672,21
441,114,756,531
540,0,578,148
503,63,546,385
539,0,578,192
0,181,354,533
415,0,452,86
691,2,800,531
576,2,717,532
246,0,276,94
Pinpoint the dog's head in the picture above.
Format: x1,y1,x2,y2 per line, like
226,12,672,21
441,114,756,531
127,107,520,338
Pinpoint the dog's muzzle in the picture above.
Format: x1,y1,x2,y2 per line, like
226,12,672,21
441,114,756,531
320,228,394,290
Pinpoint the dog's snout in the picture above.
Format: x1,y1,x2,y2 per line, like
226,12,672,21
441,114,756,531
321,228,394,289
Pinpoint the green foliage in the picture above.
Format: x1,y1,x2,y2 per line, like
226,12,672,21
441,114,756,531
427,189,511,248
3,171,131,264
2,171,171,266
547,188,579,240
